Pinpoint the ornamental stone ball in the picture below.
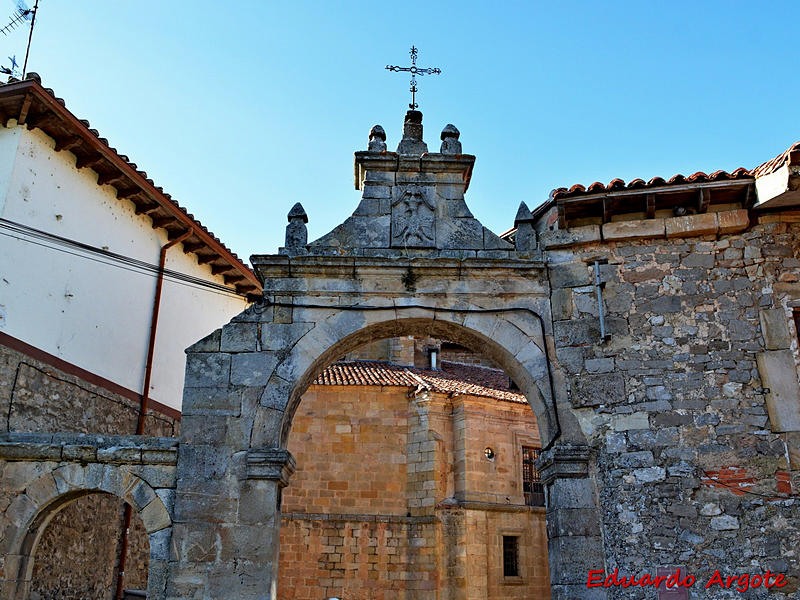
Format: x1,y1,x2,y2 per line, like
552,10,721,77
368,125,387,152
440,124,461,154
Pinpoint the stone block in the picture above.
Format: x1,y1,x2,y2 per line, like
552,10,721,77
632,466,665,482
759,308,792,350
260,323,314,351
61,444,97,462
756,350,800,431
220,322,259,352
717,209,749,234
97,446,142,463
24,472,58,506
52,464,86,494
548,535,606,585
140,497,171,533
185,328,221,353
141,448,179,465
130,465,177,489
251,407,285,447
173,490,237,524
230,352,278,386
126,478,157,512
710,515,739,530
551,288,573,321
550,263,591,289
602,218,665,241
149,527,172,561
570,373,625,407
238,479,280,524
156,488,176,516
665,212,718,238
788,432,800,469
584,358,614,373
0,442,61,461
185,352,231,388
147,558,170,600
182,386,243,416
546,507,602,538
613,412,649,431
540,225,601,249
547,477,597,510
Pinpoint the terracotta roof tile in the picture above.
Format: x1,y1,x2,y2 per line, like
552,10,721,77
751,142,800,178
552,167,752,201
314,360,527,404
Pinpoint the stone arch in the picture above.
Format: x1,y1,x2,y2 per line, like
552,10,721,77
2,463,171,600
254,304,583,450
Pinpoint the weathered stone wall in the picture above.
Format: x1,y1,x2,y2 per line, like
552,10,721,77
546,213,800,597
29,493,148,600
0,340,179,598
0,341,178,437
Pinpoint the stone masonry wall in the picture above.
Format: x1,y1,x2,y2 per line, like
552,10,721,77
0,340,179,598
547,214,800,598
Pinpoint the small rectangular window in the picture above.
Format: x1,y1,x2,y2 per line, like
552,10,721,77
793,309,800,341
503,535,519,577
522,446,544,507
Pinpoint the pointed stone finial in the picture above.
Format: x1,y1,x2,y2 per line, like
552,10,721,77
368,125,387,152
440,124,461,154
285,202,308,248
514,201,533,225
513,201,536,252
397,110,428,155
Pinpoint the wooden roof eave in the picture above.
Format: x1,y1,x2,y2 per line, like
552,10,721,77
0,79,261,294
557,178,754,205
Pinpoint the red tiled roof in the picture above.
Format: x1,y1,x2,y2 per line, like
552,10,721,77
751,141,800,178
551,168,752,200
0,74,260,294
314,360,527,404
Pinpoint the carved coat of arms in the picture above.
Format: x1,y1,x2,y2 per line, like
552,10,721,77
391,184,436,248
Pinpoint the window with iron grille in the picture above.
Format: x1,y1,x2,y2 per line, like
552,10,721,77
502,536,519,577
522,446,545,506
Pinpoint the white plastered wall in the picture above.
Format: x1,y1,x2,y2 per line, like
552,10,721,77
0,124,247,410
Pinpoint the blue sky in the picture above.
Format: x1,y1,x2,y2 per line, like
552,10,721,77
4,1,797,261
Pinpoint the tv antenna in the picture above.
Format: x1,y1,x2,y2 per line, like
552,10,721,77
0,0,39,78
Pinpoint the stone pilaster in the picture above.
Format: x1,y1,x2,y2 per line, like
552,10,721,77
538,444,608,600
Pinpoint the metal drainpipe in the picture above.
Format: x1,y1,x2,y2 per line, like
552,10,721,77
114,228,193,600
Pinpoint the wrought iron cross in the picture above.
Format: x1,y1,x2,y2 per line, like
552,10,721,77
386,46,441,110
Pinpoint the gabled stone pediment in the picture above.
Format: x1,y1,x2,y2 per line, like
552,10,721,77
281,111,512,257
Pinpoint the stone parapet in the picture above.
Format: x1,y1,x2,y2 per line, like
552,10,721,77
0,432,179,465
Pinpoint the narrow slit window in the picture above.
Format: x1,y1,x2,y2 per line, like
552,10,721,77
503,535,519,577
522,446,544,507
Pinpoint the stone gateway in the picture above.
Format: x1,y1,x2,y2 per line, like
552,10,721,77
2,104,800,600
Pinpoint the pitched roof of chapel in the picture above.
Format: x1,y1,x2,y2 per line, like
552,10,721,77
314,360,527,404
0,73,261,297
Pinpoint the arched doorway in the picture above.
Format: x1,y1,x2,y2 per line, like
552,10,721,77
28,492,148,600
2,465,171,600
175,302,606,599
278,332,552,599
